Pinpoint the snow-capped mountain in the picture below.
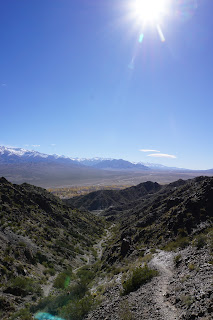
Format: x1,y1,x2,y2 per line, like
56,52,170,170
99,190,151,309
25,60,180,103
0,146,82,166
71,157,187,171
0,147,188,171
70,157,113,167
0,146,209,188
70,158,149,170
90,159,149,170
136,162,189,171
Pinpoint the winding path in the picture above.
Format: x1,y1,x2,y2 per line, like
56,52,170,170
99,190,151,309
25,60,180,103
93,227,113,260
42,273,58,297
149,250,180,320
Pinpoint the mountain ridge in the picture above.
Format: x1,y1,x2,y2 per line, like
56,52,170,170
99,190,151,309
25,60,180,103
65,180,161,211
0,146,189,171
1,146,213,188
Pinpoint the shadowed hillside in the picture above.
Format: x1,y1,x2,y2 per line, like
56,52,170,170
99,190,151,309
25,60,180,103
64,181,161,211
100,176,213,262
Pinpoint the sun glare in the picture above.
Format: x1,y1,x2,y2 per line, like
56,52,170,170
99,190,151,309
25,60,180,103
133,0,169,23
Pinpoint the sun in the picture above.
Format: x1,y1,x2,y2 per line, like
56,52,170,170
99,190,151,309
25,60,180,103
133,0,169,23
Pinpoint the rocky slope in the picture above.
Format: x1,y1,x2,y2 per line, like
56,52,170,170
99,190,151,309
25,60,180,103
99,177,213,257
84,176,213,319
0,176,212,320
0,177,105,318
85,246,212,320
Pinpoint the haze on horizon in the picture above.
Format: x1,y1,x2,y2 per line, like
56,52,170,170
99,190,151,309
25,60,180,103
1,0,213,170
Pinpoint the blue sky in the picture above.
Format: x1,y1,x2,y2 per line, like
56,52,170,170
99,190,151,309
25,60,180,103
0,0,213,169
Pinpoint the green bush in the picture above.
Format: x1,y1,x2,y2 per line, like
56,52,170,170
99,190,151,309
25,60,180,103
44,268,56,276
59,293,96,320
31,281,88,315
10,308,33,320
195,235,207,249
122,265,158,295
164,236,190,251
9,277,42,296
174,254,182,267
53,268,73,289
76,266,95,285
188,263,195,271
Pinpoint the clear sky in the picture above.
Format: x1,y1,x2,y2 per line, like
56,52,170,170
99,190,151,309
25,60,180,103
0,0,213,169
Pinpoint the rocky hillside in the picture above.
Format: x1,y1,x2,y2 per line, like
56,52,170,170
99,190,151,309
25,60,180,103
64,181,161,211
85,245,212,320
98,177,213,263
0,176,212,320
84,177,213,320
0,177,105,318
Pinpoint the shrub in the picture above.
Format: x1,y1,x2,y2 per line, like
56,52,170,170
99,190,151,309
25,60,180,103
59,293,96,320
10,308,33,320
195,235,207,249
174,254,182,267
76,266,95,285
140,253,153,263
164,236,190,251
188,263,195,271
9,277,42,296
118,300,134,320
31,282,88,315
0,264,8,275
53,268,72,289
44,268,56,276
180,294,194,307
121,264,158,295
177,228,188,237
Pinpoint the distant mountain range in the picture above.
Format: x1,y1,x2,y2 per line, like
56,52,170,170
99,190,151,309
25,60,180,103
0,146,82,166
71,157,192,172
0,146,185,171
0,146,212,187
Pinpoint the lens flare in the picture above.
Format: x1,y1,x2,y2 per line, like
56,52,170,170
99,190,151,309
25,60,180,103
156,24,165,42
175,0,198,21
35,312,65,320
138,33,144,43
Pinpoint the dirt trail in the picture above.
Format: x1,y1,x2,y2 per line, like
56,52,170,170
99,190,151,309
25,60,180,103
86,249,181,320
93,226,113,260
149,250,180,320
42,273,58,297
73,225,114,275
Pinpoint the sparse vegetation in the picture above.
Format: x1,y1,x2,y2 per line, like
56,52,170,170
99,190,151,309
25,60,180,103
174,254,182,267
10,308,33,320
194,235,207,249
59,293,97,320
121,264,158,295
180,294,195,307
48,185,130,199
118,300,135,320
53,268,73,289
188,263,195,271
164,237,190,251
0,176,213,319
